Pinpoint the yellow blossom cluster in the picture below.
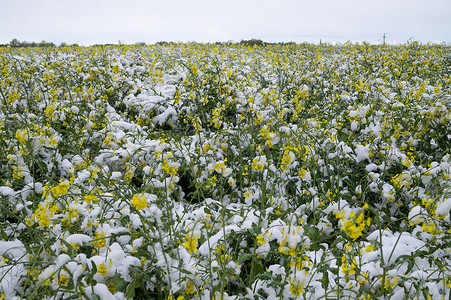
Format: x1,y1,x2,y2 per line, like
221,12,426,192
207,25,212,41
1,41,450,299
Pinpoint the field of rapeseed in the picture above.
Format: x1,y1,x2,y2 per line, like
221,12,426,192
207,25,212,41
0,42,450,299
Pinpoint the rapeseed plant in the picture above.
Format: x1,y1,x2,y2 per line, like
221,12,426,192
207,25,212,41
0,41,450,299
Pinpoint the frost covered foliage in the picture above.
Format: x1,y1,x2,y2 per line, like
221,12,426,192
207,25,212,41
0,41,450,299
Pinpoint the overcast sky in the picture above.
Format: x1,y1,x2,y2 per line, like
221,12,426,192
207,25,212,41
2,0,450,45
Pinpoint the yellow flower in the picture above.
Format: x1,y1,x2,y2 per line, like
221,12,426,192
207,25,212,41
83,194,98,204
288,272,308,296
34,203,51,228
49,137,58,146
92,231,106,248
58,274,69,286
281,151,295,171
43,279,51,286
252,159,264,171
341,212,370,240
15,129,28,143
131,194,147,210
97,263,107,276
422,222,436,234
252,155,267,172
162,156,179,176
50,180,70,198
185,281,195,294
382,271,399,291
402,156,413,167
107,282,117,293
183,233,199,253
210,160,232,177
256,233,268,246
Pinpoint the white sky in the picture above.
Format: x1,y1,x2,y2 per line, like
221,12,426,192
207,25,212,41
2,0,450,45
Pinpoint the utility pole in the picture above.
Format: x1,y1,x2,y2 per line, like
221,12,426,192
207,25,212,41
383,33,386,45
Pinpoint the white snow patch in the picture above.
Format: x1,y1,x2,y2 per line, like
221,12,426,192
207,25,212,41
436,198,451,217
366,230,425,265
355,144,370,162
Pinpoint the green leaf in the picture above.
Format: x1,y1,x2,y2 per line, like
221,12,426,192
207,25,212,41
254,272,273,281
172,265,193,275
321,270,329,289
238,253,254,263
111,273,128,292
125,277,142,298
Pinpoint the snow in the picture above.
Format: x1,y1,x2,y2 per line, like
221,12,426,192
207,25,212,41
0,240,27,298
104,242,141,281
0,239,26,260
365,163,378,172
70,105,79,113
436,197,451,217
355,144,370,162
0,186,16,200
2,43,450,300
366,230,426,265
65,234,92,245
199,224,241,256
408,206,428,223
153,106,177,125
84,283,125,300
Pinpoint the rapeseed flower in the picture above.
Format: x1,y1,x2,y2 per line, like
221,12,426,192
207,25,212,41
183,233,199,253
131,194,147,210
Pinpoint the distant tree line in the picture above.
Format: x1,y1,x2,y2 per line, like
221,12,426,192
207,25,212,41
155,39,297,47
238,39,296,46
1,38,299,48
1,39,79,48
